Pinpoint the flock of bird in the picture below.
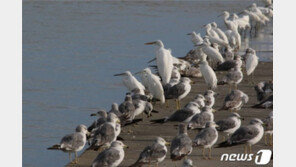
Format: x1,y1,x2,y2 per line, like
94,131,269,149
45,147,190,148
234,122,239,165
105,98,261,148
47,1,273,167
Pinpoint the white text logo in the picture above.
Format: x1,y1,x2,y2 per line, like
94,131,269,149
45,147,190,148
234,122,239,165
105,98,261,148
220,149,272,165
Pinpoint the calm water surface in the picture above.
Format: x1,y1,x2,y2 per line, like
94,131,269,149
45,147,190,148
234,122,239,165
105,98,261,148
23,0,272,166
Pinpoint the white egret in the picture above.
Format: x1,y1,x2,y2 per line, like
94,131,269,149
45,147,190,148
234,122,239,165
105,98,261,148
203,24,220,38
231,13,250,37
197,38,224,64
145,40,174,85
244,48,259,76
210,22,229,44
224,27,241,51
114,71,145,95
198,60,217,90
249,3,270,23
240,10,265,35
136,68,165,103
187,31,203,46
204,24,228,48
258,7,273,18
218,11,238,31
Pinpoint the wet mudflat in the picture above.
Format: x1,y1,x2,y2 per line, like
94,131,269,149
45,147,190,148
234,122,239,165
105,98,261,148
72,62,273,167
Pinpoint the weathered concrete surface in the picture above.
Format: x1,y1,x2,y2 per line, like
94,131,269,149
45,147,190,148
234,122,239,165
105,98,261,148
68,62,273,167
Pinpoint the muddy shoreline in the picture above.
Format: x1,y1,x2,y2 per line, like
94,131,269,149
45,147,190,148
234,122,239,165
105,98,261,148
68,62,273,167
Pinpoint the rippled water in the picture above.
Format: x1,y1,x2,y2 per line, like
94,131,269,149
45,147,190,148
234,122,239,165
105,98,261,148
23,0,272,166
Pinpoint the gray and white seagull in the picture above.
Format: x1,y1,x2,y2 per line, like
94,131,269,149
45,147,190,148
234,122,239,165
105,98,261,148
204,90,217,108
129,137,169,167
119,94,136,125
217,118,264,154
88,113,121,151
47,124,90,164
150,101,200,123
88,110,108,133
216,113,243,141
91,141,128,167
164,77,192,109
220,89,249,112
188,106,214,129
193,122,219,159
215,55,242,71
170,123,193,161
218,64,243,91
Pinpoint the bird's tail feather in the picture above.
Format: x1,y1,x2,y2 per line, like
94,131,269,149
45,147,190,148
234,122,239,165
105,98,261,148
123,118,143,126
47,144,61,150
150,118,166,124
216,141,238,148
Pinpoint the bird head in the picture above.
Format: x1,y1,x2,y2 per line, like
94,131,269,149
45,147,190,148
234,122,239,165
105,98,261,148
155,137,169,146
250,118,264,125
205,121,219,128
218,11,229,17
76,124,90,136
111,141,128,149
107,113,120,124
231,112,244,120
211,22,217,28
111,103,119,110
145,40,164,47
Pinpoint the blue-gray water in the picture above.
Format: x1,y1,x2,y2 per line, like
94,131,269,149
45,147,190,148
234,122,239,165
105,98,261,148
23,0,272,166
